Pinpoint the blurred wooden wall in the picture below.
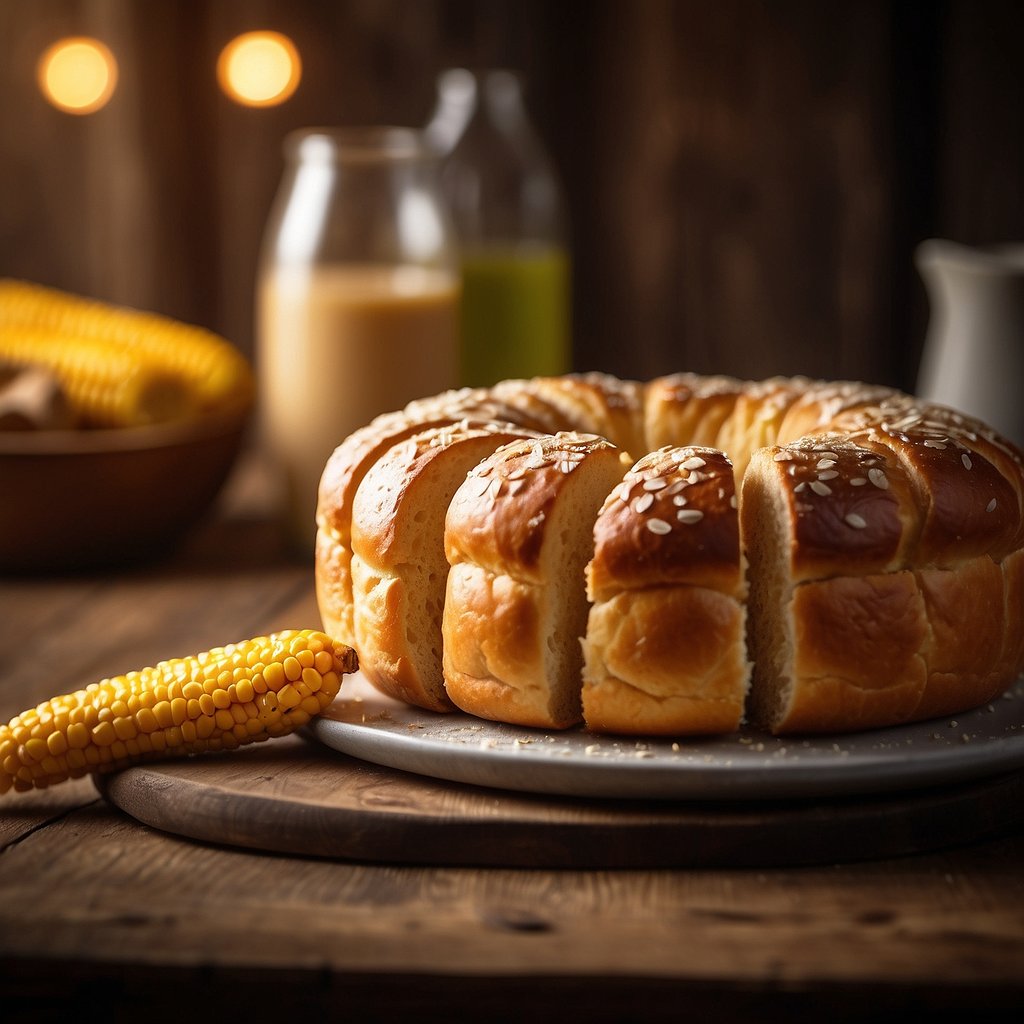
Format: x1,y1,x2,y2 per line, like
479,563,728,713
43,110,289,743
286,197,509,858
1,0,1022,393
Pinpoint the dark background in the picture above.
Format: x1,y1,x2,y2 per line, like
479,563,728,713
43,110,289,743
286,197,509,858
2,0,1022,394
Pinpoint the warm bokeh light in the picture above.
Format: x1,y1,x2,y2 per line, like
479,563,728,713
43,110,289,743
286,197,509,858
217,31,301,107
38,37,118,114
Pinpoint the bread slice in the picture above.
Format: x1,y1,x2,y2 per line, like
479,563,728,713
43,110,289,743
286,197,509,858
443,433,632,728
740,436,932,733
349,422,536,711
582,446,750,734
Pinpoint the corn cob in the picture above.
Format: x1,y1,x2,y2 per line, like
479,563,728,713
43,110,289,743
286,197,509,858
0,278,254,418
0,629,357,794
0,328,197,427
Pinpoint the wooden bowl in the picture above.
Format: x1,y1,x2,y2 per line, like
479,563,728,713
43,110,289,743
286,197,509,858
0,409,248,572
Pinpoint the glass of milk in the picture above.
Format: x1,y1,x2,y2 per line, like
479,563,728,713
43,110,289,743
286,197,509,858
257,127,460,554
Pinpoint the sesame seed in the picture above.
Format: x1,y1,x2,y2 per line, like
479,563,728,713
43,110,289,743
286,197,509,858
850,477,867,486
681,456,707,471
794,481,807,493
962,452,973,470
924,439,947,450
845,512,867,529
672,495,688,507
468,475,490,496
817,470,839,481
730,495,738,509
817,459,837,470
986,498,997,512
677,509,704,525
868,468,889,490
773,451,794,462
646,518,672,535
633,493,655,514
810,480,832,496
487,478,502,500
664,480,687,495
642,477,668,491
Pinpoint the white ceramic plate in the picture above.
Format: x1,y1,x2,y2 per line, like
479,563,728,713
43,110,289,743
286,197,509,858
309,673,1024,801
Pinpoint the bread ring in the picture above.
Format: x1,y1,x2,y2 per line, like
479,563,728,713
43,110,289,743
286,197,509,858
315,373,1024,735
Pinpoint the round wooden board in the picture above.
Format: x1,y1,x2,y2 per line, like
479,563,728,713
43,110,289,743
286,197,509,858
97,735,1024,868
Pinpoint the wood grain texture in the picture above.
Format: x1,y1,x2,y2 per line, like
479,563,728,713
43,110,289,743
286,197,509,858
96,734,1024,868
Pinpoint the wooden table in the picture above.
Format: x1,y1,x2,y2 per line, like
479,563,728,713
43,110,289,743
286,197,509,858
2,456,1024,1022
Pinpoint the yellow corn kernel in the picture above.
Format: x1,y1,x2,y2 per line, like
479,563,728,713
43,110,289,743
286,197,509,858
46,731,68,757
92,722,116,747
0,629,357,794
170,698,188,726
277,684,301,710
0,278,254,416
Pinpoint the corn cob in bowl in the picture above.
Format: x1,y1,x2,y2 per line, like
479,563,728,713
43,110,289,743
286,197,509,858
0,278,254,425
0,629,358,794
0,280,254,570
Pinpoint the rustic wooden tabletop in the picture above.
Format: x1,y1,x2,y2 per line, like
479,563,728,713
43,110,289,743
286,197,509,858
2,456,1023,1022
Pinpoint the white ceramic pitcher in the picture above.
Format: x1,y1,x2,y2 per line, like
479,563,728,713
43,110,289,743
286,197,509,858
916,238,1024,448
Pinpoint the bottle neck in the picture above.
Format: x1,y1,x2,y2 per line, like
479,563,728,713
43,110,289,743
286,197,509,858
427,69,566,250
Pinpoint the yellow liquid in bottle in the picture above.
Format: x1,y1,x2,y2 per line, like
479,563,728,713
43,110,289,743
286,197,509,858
458,245,570,387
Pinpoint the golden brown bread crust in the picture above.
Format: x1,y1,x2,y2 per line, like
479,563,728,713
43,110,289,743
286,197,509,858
316,373,1024,735
524,372,647,457
582,588,748,734
588,447,744,599
643,373,746,453
443,433,632,728
582,447,749,735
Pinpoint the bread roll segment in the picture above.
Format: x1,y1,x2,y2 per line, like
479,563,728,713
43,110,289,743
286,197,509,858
741,412,1024,733
442,433,632,729
582,447,750,735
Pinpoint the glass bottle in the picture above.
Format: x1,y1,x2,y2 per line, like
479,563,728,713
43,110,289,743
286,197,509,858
425,68,571,387
257,127,459,554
